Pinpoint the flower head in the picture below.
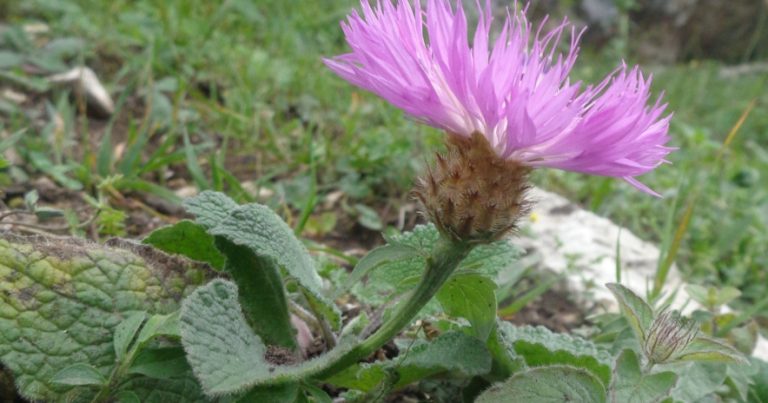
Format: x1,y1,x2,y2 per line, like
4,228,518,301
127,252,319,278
325,0,673,196
643,310,699,365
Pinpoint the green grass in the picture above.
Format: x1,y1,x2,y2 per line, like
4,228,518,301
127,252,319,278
2,0,768,306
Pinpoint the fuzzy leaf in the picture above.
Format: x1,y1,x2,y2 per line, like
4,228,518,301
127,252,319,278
136,312,181,344
119,375,208,402
128,347,191,380
117,390,141,403
353,224,522,306
685,284,741,310
183,191,238,230
185,191,340,330
338,243,419,297
212,239,297,349
50,363,107,386
234,383,300,403
670,362,727,402
476,365,606,403
724,362,756,402
606,283,654,343
113,312,148,361
676,336,746,364
608,350,677,403
0,235,209,401
325,331,492,392
180,279,267,394
749,358,768,401
498,322,613,385
180,279,357,396
209,204,338,326
436,274,497,341
143,220,225,270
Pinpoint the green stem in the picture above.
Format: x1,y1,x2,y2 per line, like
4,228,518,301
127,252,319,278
643,360,655,374
316,237,473,379
91,341,142,402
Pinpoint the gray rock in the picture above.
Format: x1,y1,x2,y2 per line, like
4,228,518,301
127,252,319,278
517,186,768,360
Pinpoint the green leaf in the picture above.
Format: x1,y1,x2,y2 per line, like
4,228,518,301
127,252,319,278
27,150,82,189
208,204,337,323
180,279,268,395
354,224,521,307
183,191,238,230
0,235,210,400
670,362,727,402
749,358,768,401
0,128,25,153
302,382,333,403
115,178,182,205
50,363,107,386
724,362,756,402
485,323,524,380
476,365,606,403
182,128,211,190
24,190,39,210
338,243,419,297
119,376,208,402
128,347,191,379
497,322,613,386
136,312,181,345
0,70,50,92
606,283,654,343
436,274,496,341
353,203,383,230
114,311,148,361
34,207,66,220
180,279,357,396
608,350,677,403
235,383,300,403
117,390,142,403
0,51,23,69
97,118,115,177
143,220,225,270
676,336,746,363
185,191,340,329
214,239,297,349
685,284,741,310
185,193,300,349
325,331,492,392
44,37,85,59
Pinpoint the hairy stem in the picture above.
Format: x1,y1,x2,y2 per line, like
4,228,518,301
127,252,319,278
315,237,473,379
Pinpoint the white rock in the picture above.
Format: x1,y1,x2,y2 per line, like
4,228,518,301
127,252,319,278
47,67,114,117
1,88,27,104
517,186,768,361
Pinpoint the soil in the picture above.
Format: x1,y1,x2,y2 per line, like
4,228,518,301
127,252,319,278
503,289,587,333
0,365,23,403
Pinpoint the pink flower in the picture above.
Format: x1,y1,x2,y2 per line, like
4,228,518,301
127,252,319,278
324,0,673,196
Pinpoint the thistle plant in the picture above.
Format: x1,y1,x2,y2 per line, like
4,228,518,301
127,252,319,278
0,1,758,402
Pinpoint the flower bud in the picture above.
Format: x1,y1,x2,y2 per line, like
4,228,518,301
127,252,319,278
643,310,699,364
415,132,530,244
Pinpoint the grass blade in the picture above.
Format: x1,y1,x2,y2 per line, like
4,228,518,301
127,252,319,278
651,99,756,300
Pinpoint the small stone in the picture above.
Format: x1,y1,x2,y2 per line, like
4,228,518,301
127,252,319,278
47,67,114,118
1,89,27,104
